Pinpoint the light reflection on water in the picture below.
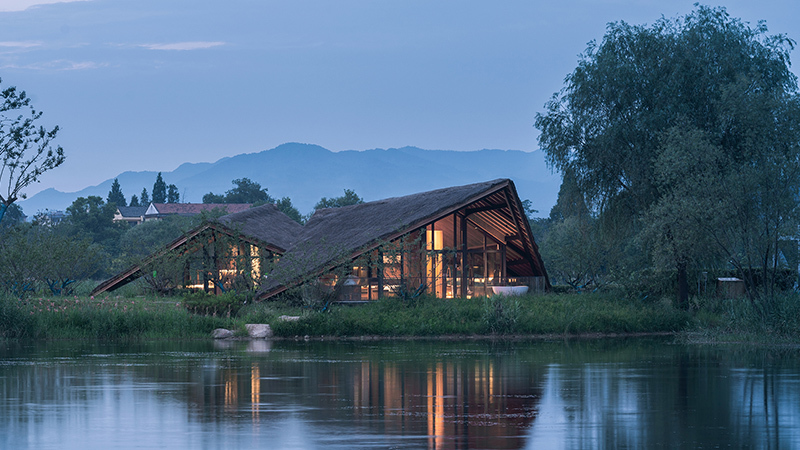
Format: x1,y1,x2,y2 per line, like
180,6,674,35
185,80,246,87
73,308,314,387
0,339,799,449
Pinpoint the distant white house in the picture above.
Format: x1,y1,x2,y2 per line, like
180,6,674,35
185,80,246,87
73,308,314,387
113,206,148,225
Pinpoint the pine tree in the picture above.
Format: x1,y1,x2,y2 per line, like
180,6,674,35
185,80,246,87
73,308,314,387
152,172,167,203
140,188,150,205
129,195,140,207
106,178,127,207
167,184,179,203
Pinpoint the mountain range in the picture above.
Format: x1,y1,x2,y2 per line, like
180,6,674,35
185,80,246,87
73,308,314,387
18,143,563,218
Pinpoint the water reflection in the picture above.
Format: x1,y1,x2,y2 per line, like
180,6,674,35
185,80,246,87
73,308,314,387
1,340,799,449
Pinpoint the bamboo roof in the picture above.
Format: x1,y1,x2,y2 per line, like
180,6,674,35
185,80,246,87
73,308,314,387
257,178,548,299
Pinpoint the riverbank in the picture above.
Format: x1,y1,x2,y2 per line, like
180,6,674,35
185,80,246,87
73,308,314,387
1,291,797,344
1,292,686,340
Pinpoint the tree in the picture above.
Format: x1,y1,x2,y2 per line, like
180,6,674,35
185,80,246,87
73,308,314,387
140,188,150,205
106,178,126,207
276,196,303,224
203,178,274,204
0,79,65,224
0,203,24,228
314,189,364,209
167,184,179,203
535,6,800,305
202,192,224,203
129,194,140,207
224,178,272,204
65,195,124,249
152,172,167,203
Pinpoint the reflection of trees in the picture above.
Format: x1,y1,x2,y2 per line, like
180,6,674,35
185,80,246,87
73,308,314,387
526,346,800,449
3,341,800,449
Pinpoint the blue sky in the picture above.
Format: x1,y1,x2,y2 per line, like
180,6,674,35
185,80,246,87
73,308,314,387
2,1,799,197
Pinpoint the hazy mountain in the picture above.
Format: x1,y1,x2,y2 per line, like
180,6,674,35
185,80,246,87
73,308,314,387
18,143,562,218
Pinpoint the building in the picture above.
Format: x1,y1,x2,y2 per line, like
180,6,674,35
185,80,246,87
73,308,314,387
144,203,253,221
113,206,148,225
92,179,550,299
92,203,302,295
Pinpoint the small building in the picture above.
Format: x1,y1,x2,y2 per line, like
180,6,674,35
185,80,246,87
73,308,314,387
716,277,746,299
113,206,148,225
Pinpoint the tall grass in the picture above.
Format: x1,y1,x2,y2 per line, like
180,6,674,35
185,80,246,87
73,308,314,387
7,290,794,343
272,293,690,337
690,292,800,344
0,294,234,340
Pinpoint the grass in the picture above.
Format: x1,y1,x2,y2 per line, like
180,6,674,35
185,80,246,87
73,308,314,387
0,294,236,340
2,289,797,344
270,293,691,338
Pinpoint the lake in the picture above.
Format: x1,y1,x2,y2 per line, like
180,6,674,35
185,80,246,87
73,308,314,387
1,338,798,449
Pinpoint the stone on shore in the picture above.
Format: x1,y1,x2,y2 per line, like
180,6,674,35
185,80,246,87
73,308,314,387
245,323,273,339
212,328,234,339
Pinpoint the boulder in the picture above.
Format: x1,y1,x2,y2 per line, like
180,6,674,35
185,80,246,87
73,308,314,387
212,328,234,339
245,323,273,339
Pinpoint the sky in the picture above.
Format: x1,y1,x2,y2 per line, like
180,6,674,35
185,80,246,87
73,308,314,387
1,0,799,197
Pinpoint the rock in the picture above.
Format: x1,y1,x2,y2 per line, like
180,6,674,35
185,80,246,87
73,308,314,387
279,315,300,322
245,323,273,339
212,328,234,339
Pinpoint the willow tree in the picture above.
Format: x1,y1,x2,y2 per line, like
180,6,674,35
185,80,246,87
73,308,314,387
535,6,800,305
0,79,65,223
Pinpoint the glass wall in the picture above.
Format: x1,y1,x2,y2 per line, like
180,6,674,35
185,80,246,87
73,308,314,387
343,212,541,301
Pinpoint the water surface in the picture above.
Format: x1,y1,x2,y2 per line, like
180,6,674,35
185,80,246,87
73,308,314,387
1,338,798,449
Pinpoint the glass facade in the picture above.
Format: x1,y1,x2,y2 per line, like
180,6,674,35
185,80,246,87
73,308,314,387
343,212,545,301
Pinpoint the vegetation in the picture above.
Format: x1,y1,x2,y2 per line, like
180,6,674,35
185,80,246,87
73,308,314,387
203,177,303,223
0,293,235,340
107,178,126,207
534,6,800,310
1,7,798,346
0,78,65,224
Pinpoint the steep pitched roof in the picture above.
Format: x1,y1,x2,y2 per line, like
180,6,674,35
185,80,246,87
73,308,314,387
91,203,302,295
257,179,548,299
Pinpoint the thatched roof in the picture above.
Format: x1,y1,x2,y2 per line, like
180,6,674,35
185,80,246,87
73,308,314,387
91,203,302,295
256,178,548,299
214,203,303,252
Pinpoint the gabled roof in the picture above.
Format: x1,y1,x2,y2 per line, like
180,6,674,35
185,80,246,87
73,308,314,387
145,203,253,216
257,179,548,299
116,206,148,218
91,203,302,295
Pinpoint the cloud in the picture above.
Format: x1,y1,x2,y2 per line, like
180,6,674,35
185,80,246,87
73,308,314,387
0,0,90,12
140,41,225,51
0,59,107,70
0,41,42,48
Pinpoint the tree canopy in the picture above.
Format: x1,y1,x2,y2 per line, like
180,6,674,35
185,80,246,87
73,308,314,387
0,79,65,223
204,178,273,204
314,189,364,209
535,5,800,303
